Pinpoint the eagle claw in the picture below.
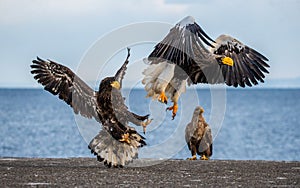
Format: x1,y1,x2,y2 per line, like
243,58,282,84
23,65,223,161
158,92,168,104
119,133,131,144
200,155,209,160
141,118,153,134
166,103,178,120
187,155,197,160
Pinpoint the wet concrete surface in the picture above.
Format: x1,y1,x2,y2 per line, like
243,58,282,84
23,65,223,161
0,158,299,187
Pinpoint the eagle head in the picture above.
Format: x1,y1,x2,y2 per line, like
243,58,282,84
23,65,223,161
194,106,204,116
99,77,121,91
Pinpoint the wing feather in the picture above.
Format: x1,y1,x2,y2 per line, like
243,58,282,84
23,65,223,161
232,54,242,87
210,35,269,87
148,16,214,70
146,16,269,88
31,57,99,120
114,48,131,87
200,126,213,156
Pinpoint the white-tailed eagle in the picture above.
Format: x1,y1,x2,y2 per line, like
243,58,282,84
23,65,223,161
185,106,212,160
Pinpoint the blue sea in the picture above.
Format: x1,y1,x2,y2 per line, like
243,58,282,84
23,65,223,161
0,88,299,161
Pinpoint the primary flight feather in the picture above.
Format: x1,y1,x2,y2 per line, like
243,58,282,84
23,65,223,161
31,48,152,167
143,16,269,119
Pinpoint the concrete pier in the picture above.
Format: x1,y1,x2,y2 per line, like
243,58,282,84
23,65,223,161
1,158,299,187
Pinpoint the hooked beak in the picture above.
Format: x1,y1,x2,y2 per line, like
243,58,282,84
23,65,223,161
111,81,121,90
222,56,234,66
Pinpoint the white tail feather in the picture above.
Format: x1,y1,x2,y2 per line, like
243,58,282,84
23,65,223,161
89,130,139,167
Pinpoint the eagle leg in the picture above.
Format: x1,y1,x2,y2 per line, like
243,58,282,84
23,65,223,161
166,102,178,120
140,118,153,134
119,133,131,144
200,154,209,160
158,91,168,104
187,155,197,160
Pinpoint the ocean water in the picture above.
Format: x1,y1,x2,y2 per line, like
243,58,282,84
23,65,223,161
0,88,299,161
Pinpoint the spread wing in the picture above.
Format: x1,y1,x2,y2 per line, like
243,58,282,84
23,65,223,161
30,57,100,120
210,34,270,87
146,16,232,85
111,86,149,127
148,16,214,68
114,48,130,88
147,16,270,87
112,48,150,126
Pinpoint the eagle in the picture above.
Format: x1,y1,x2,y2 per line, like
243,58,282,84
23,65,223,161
142,16,270,119
185,106,212,160
30,48,152,167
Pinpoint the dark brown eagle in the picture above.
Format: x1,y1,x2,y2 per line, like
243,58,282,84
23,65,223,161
30,48,152,167
142,16,270,119
185,106,212,160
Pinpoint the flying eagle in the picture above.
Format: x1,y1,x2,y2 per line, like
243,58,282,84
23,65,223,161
142,16,270,119
185,106,212,160
30,48,152,167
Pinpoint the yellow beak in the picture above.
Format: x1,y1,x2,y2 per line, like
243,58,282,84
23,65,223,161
222,56,234,66
111,81,121,90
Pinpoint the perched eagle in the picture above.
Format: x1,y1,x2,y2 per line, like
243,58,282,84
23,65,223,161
185,106,212,160
142,16,270,119
30,48,152,167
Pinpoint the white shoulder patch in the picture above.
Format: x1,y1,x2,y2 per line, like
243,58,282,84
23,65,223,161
176,16,195,28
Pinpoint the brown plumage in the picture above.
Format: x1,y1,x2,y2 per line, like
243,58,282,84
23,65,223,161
30,48,152,167
185,106,213,160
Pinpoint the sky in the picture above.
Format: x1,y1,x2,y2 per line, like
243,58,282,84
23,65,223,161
0,0,300,88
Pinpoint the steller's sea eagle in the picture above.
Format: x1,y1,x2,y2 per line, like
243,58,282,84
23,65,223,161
185,106,212,160
30,48,152,167
142,16,270,119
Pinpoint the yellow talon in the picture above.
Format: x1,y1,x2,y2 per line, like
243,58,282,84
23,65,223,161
158,92,168,104
200,155,209,160
222,56,234,66
166,102,178,120
187,155,197,160
119,133,131,144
